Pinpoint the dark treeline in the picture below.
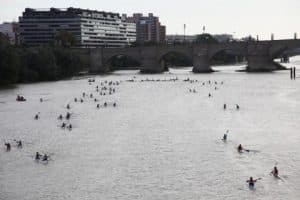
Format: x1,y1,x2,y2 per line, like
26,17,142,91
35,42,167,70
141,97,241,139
0,33,84,86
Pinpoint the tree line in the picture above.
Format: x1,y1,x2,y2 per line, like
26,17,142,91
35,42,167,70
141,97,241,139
0,32,84,86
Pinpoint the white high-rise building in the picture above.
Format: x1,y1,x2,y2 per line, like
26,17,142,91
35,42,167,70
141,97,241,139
19,8,136,47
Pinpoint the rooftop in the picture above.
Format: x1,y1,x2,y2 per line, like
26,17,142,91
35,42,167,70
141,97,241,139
23,7,121,18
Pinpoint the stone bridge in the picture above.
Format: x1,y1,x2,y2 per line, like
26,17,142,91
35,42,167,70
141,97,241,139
89,39,300,73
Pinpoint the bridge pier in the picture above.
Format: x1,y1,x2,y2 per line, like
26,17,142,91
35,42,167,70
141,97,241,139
140,47,165,73
140,58,165,73
247,44,285,72
247,55,279,72
192,48,213,73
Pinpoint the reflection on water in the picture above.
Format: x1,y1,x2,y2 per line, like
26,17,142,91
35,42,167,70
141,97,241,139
0,62,300,200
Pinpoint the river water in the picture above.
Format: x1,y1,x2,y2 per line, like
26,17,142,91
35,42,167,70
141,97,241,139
1,59,300,200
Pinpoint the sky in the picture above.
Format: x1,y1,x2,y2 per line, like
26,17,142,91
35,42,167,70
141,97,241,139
1,0,299,40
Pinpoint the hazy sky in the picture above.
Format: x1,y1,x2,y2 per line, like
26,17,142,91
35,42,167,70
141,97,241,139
1,0,299,39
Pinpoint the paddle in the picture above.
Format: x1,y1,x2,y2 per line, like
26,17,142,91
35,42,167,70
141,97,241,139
244,149,260,153
246,177,262,183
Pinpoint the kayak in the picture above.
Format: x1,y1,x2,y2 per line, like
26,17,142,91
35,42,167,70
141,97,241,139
248,184,255,190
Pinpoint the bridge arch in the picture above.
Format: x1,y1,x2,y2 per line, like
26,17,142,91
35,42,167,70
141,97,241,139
271,46,300,68
105,54,141,71
159,51,193,71
209,49,246,66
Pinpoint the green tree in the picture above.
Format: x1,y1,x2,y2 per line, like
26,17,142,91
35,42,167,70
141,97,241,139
0,45,19,85
53,47,83,78
19,47,58,82
0,40,85,85
0,33,10,46
55,31,77,47
195,33,218,44
241,35,256,42
0,33,20,85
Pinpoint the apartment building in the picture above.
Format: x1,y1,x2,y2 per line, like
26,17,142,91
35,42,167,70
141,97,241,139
126,13,166,44
19,8,136,47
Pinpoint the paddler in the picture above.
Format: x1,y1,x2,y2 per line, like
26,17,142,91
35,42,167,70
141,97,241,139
246,177,260,187
271,166,279,177
237,144,243,152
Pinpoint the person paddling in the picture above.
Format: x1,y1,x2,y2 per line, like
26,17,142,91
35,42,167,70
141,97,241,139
5,143,11,151
66,112,71,120
42,154,48,161
61,122,66,128
67,124,72,130
237,144,243,153
247,177,260,187
223,130,228,141
16,140,22,148
271,166,279,177
35,152,41,160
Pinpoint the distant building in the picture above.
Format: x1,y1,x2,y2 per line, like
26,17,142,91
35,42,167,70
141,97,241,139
19,8,136,47
0,22,19,44
166,34,234,44
166,35,196,44
159,25,166,43
126,13,166,44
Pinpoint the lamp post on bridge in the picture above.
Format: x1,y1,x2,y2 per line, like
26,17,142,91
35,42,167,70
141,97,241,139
271,33,274,41
294,32,297,40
